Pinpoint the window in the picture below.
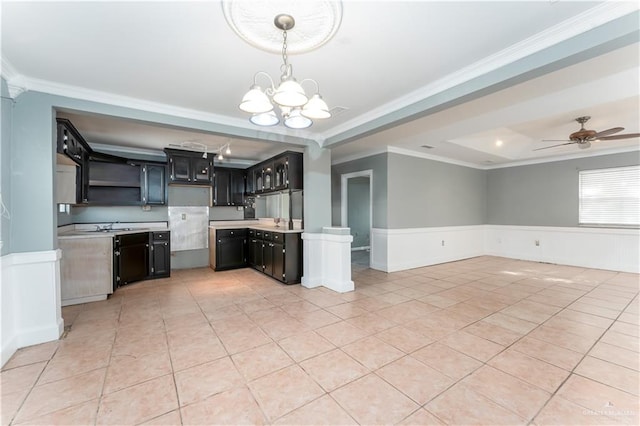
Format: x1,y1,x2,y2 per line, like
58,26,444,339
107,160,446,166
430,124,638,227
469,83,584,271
579,165,640,227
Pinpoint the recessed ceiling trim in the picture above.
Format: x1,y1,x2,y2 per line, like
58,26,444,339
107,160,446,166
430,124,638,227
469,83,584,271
331,145,484,169
484,146,640,170
332,144,640,171
322,4,640,144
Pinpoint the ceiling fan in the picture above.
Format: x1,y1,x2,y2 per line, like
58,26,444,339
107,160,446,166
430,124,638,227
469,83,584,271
534,116,640,151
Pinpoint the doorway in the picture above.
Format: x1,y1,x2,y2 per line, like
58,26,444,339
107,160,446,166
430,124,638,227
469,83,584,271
341,170,372,268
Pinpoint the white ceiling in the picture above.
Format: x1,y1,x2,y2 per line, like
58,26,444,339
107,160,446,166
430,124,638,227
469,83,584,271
2,1,639,167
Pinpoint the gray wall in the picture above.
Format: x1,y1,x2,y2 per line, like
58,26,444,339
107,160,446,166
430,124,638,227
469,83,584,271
487,151,640,226
1,79,12,255
332,153,388,228
70,206,167,223
386,153,487,228
347,176,371,247
11,92,57,253
304,144,332,233
210,206,244,221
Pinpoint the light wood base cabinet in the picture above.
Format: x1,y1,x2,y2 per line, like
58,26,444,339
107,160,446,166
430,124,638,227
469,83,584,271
59,237,113,306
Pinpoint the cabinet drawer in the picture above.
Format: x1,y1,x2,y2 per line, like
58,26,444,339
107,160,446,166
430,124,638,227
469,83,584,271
272,232,284,243
255,230,263,239
152,232,169,241
217,228,247,238
262,231,273,241
248,229,256,238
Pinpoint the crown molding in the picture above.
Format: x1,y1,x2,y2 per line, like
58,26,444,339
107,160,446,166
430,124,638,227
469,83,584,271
386,146,484,169
331,146,389,166
331,145,483,169
1,57,27,98
5,72,319,144
331,144,640,170
484,145,640,169
322,2,640,142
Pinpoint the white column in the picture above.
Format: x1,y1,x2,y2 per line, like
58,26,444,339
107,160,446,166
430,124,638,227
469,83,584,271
302,227,354,293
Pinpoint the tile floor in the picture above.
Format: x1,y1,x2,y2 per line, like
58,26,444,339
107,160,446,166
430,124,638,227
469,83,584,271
2,256,639,425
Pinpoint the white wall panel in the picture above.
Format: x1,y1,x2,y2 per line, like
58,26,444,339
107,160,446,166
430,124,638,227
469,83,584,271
1,250,63,367
371,225,639,274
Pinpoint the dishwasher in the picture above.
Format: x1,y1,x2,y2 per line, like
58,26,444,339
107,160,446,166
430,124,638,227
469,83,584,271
113,232,149,290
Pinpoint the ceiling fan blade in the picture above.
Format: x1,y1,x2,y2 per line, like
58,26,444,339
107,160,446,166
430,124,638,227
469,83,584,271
598,133,640,141
541,139,571,142
533,142,576,151
593,127,624,138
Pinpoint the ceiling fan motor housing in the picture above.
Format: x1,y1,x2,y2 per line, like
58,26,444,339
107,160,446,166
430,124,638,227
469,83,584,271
569,129,597,142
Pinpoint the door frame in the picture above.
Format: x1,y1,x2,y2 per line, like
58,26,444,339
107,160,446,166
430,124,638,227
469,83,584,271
340,170,373,251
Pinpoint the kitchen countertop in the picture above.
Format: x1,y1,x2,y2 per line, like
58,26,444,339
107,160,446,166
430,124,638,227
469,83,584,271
209,224,304,234
58,223,169,239
209,221,304,234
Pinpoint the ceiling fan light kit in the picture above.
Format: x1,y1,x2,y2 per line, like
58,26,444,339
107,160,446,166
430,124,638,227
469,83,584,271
223,1,342,129
535,116,640,151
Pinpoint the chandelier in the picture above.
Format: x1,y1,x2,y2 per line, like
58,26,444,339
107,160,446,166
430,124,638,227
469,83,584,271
238,14,331,130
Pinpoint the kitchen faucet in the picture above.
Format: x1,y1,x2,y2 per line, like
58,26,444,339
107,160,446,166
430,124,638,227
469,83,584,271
96,222,117,231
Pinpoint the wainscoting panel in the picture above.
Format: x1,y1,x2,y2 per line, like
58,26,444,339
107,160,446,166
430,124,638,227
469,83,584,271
1,250,63,367
370,225,639,274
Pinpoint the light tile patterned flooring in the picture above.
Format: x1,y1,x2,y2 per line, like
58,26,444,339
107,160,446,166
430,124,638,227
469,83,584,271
2,256,639,425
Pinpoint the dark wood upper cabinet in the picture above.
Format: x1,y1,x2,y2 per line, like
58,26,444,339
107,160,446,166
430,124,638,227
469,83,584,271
230,169,245,205
57,119,93,204
193,157,214,184
142,163,167,205
262,162,274,192
165,148,214,185
245,151,303,196
214,167,245,206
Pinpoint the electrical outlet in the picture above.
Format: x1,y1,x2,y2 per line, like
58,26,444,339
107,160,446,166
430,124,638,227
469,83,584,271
441,240,445,246
181,213,187,220
535,240,540,246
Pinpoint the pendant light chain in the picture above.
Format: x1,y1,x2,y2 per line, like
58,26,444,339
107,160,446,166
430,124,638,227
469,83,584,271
281,29,291,80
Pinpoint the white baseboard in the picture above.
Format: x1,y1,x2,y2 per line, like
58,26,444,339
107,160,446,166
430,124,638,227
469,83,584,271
371,225,639,274
1,250,64,367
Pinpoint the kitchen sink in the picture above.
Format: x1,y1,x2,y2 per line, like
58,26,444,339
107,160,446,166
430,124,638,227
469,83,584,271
84,227,134,233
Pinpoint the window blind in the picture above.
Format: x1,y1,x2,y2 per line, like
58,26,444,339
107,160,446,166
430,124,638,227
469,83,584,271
579,165,640,227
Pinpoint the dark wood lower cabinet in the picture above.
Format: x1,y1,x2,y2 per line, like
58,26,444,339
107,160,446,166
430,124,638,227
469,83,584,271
150,231,171,278
114,231,171,290
215,229,247,271
228,228,301,284
114,232,149,287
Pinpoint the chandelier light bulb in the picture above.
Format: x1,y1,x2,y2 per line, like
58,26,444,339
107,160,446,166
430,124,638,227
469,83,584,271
301,93,331,119
225,145,231,155
250,111,279,126
273,78,308,108
284,108,312,129
239,85,273,114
